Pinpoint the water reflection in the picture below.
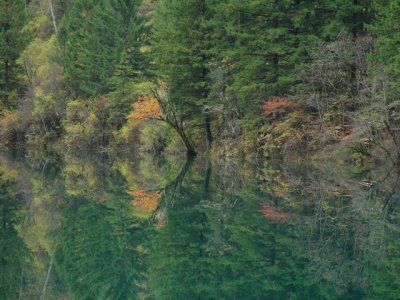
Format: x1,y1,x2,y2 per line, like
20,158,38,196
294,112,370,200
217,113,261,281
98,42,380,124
0,173,30,299
0,152,399,299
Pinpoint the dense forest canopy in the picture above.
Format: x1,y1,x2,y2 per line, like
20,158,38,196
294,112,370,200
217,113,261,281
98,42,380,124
0,0,398,163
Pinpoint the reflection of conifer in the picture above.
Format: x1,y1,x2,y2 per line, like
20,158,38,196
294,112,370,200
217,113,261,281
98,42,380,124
0,173,30,299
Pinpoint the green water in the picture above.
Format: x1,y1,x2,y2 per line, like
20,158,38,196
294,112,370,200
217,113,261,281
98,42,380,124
0,152,399,300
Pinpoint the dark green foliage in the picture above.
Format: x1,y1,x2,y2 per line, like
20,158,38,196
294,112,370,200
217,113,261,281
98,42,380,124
147,162,338,299
0,173,31,300
54,170,151,300
1,152,400,298
0,0,28,108
151,0,374,133
322,0,373,38
370,0,400,118
205,0,327,118
367,227,400,299
58,0,143,98
152,0,210,114
0,0,398,159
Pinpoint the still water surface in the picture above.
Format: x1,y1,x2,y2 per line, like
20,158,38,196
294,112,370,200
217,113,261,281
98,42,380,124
0,152,399,299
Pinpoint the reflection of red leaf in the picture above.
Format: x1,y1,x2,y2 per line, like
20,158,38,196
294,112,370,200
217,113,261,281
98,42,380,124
128,189,161,214
96,95,108,107
156,221,165,229
93,192,107,203
260,202,292,223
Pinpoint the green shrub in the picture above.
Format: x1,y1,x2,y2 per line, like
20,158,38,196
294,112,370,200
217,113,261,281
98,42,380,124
64,97,111,151
0,110,25,147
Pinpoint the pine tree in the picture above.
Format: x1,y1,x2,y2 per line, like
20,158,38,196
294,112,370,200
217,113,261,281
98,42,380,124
322,0,373,39
210,1,329,118
371,0,400,101
0,0,28,109
59,0,142,98
152,0,213,153
106,0,151,128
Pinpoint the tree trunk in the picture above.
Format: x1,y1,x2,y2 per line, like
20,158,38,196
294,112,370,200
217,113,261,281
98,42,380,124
48,0,57,34
182,133,197,158
4,60,10,108
174,126,197,158
204,160,211,192
204,114,212,150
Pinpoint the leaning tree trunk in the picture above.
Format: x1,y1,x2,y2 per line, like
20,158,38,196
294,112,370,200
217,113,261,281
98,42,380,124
172,125,197,158
179,129,197,158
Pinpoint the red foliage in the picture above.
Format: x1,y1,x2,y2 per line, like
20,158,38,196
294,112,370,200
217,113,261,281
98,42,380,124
260,202,292,223
261,97,296,118
95,95,108,107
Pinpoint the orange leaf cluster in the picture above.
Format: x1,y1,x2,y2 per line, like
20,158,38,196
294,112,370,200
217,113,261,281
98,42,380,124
260,202,292,223
96,95,108,107
262,97,296,118
127,96,164,121
93,192,107,203
129,189,161,214
155,219,166,229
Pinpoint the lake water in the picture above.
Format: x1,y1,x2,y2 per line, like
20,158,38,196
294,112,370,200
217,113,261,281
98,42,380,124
0,152,399,299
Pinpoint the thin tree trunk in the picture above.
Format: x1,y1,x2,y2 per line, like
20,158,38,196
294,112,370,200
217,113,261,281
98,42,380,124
4,60,10,108
18,269,24,300
204,160,211,192
199,0,211,152
384,120,400,164
41,256,53,300
151,88,197,157
204,114,212,151
48,0,57,34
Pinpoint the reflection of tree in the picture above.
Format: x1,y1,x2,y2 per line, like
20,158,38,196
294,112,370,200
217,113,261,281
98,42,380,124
2,152,400,299
259,161,400,297
0,173,31,300
0,153,70,299
147,160,336,299
147,160,213,299
53,170,151,300
260,202,292,223
367,226,400,299
63,154,113,200
124,158,194,223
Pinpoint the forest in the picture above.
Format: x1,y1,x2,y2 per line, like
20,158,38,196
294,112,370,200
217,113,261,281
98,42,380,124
0,0,399,164
1,1,400,298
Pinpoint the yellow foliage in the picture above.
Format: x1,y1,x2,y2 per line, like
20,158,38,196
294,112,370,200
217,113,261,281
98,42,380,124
63,156,100,197
0,110,22,143
19,36,63,116
0,154,19,179
64,98,109,149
